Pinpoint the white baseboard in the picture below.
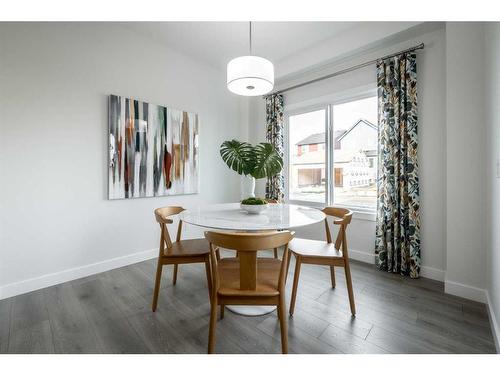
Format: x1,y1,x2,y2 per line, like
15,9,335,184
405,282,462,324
444,279,487,303
420,265,446,282
486,290,500,353
349,249,445,282
0,248,158,300
349,248,376,264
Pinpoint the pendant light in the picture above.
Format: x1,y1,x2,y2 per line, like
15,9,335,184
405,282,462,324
227,22,274,96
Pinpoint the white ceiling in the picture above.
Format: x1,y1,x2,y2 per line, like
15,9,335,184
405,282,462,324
120,22,423,80
122,22,360,69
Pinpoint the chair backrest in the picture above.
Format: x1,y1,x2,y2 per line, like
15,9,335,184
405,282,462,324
154,206,185,249
322,207,353,254
204,231,294,292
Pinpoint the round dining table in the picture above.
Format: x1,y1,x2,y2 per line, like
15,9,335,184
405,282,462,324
180,202,326,316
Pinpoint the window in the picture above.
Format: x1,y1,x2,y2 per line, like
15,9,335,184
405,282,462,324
286,95,378,211
288,109,326,203
332,96,378,210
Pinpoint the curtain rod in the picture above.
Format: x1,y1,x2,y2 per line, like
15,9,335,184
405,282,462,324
263,43,424,98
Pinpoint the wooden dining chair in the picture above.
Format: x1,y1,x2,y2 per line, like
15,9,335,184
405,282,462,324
287,207,355,316
204,230,295,354
152,206,212,312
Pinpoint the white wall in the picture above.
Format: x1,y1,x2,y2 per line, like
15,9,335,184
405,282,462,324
485,22,500,351
0,23,244,298
445,23,487,301
249,26,447,280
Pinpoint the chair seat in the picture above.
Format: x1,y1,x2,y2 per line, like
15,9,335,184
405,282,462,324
217,258,281,297
289,238,343,258
162,238,209,257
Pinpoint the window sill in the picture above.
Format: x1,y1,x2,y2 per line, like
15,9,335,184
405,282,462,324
288,200,376,222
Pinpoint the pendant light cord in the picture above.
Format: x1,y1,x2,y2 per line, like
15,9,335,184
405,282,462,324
249,21,252,55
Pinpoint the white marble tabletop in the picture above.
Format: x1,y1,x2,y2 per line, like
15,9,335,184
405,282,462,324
180,203,325,232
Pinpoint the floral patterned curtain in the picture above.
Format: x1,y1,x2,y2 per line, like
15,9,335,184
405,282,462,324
375,53,421,278
265,94,285,201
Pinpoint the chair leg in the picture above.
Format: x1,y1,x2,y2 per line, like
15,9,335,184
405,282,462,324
344,261,356,316
204,258,212,299
330,265,336,288
289,256,302,316
285,251,292,285
173,264,178,285
208,300,218,353
152,259,163,312
273,248,279,259
279,295,288,354
220,305,225,319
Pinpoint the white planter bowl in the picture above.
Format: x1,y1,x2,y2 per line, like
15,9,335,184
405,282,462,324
240,203,268,214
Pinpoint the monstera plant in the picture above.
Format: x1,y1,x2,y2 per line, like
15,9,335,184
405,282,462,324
220,140,283,198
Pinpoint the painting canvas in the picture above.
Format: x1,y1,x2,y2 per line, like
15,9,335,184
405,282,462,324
108,94,199,199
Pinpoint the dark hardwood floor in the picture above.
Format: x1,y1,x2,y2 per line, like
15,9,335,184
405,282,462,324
0,251,497,354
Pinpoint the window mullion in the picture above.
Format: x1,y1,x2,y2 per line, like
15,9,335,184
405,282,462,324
324,106,328,206
327,104,334,206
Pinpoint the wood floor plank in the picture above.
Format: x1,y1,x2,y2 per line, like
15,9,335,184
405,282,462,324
285,308,330,338
0,297,12,353
8,320,54,354
71,278,150,354
7,289,55,354
256,314,341,354
415,311,497,353
99,268,152,317
316,285,419,322
462,303,492,328
44,283,101,353
10,289,49,332
318,324,388,354
126,311,207,354
182,313,249,354
216,312,282,354
291,295,373,340
117,261,163,305
366,325,447,354
418,306,495,341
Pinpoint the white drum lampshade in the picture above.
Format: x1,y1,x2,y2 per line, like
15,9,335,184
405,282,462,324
227,55,274,96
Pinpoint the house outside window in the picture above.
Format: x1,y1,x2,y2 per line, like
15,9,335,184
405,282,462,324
286,94,378,211
288,110,326,203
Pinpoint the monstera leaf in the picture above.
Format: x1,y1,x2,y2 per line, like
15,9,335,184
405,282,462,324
251,143,283,179
219,140,254,176
220,140,283,179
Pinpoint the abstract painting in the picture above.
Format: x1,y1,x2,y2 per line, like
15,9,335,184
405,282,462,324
108,94,199,199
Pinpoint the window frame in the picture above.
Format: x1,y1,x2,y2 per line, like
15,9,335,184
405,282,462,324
284,88,378,218
284,103,329,209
